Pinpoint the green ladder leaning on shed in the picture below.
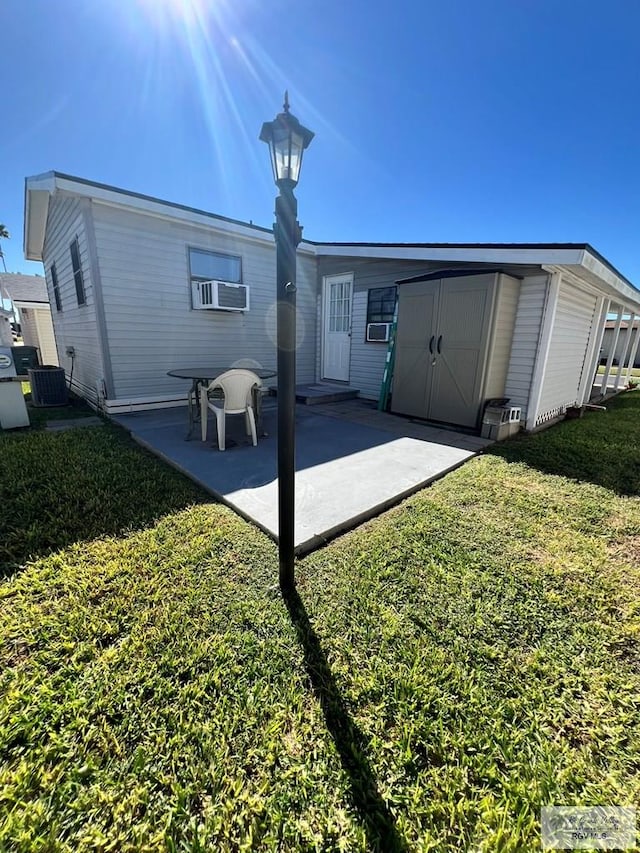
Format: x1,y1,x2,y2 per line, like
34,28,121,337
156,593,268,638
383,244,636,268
377,297,399,411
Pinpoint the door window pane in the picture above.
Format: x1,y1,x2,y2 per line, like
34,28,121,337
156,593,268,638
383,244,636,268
329,281,350,332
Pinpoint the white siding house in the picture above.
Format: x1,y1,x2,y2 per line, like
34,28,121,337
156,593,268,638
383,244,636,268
24,173,317,413
24,172,640,433
601,320,640,367
1,272,58,365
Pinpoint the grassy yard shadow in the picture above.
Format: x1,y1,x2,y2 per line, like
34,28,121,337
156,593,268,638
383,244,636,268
283,586,407,853
0,423,208,578
488,391,640,495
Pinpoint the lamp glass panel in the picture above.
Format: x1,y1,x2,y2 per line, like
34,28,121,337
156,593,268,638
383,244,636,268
287,131,304,183
272,125,292,181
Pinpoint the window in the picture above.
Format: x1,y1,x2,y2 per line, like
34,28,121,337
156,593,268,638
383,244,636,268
50,263,62,312
70,237,86,305
367,286,396,324
189,248,242,285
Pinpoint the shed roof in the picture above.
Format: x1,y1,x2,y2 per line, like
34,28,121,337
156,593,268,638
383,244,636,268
0,273,48,304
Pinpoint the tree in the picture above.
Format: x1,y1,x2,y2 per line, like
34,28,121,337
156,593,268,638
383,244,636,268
0,224,8,272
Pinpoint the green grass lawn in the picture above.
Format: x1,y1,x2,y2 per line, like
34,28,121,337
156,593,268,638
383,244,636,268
596,364,640,378
1,394,639,850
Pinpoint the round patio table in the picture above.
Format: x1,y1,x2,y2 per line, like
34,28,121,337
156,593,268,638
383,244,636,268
167,367,276,440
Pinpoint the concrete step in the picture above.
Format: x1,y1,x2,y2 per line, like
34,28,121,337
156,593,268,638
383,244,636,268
269,383,360,406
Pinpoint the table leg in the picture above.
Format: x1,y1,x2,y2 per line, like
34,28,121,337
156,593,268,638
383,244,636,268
253,386,268,437
185,379,200,440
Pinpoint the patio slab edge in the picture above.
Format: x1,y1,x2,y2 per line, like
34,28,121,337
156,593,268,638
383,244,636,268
124,426,480,556
127,433,280,545
293,452,477,556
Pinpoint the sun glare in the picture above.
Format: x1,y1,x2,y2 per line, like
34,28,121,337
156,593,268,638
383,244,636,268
115,0,333,209
136,0,207,32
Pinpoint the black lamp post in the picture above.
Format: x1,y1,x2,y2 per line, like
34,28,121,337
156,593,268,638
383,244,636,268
260,93,314,591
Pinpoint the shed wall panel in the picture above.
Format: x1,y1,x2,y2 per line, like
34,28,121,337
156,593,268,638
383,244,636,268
483,274,520,400
503,274,549,419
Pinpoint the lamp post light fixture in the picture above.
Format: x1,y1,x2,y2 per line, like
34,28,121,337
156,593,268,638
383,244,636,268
260,93,314,591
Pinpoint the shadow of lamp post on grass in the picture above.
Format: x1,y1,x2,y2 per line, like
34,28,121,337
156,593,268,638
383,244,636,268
283,586,408,852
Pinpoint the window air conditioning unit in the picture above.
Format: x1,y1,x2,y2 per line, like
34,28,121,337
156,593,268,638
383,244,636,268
192,280,249,312
366,322,391,342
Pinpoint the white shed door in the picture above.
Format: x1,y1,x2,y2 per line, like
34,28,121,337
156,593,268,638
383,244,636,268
322,274,353,381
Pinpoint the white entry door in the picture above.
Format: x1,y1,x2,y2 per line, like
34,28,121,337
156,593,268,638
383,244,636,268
322,274,353,381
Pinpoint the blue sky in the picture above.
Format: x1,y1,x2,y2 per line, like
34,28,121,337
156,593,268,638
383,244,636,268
2,0,639,284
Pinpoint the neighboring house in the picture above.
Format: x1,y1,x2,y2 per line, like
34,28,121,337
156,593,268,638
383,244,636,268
0,273,59,365
0,302,12,348
0,278,15,347
600,319,640,367
24,171,640,432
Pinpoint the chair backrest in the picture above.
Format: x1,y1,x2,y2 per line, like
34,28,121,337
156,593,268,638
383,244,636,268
210,369,261,411
230,358,263,369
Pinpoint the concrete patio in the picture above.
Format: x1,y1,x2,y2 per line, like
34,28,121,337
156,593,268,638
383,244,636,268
113,399,492,554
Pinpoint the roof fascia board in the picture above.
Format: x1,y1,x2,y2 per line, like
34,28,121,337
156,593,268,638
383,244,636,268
546,264,603,300
580,249,640,310
12,299,49,308
26,172,57,193
55,185,271,247
52,174,273,239
50,176,300,254
550,261,640,313
24,192,53,262
313,243,585,266
49,181,315,258
24,171,57,260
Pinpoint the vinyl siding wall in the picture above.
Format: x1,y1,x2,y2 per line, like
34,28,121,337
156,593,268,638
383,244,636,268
91,202,317,402
503,274,549,420
42,194,102,404
483,274,520,400
535,280,598,425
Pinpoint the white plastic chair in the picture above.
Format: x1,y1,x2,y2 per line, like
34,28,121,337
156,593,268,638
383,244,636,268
200,369,261,451
231,359,267,423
